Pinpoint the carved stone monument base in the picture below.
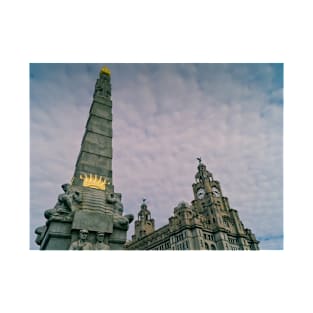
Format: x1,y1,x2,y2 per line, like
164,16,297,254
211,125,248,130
39,220,73,250
35,183,133,250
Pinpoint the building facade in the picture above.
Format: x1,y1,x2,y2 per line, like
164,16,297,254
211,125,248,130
126,159,259,250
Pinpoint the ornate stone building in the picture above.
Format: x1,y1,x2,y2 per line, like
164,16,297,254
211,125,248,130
126,159,259,250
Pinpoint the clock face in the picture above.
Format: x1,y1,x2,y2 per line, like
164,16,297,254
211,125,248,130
212,187,220,197
197,188,205,199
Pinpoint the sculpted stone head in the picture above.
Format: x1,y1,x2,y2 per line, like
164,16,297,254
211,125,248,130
79,229,88,240
96,232,105,242
62,183,70,192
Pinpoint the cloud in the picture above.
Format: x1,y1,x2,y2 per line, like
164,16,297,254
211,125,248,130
30,63,283,250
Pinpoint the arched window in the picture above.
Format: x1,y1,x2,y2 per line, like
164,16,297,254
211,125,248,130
211,244,216,250
205,242,209,250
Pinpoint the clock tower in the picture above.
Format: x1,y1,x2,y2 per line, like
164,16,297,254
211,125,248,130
132,199,155,241
191,158,256,250
127,158,259,250
192,158,215,215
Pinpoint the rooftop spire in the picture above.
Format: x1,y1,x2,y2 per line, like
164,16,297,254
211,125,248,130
140,198,148,210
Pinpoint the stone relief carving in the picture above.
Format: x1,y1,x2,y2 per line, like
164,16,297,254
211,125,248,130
34,225,47,245
106,193,134,230
44,183,82,220
69,229,93,250
94,232,110,250
94,77,111,98
195,170,210,183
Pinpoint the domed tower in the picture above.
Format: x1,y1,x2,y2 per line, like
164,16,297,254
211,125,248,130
192,157,230,229
132,199,155,241
192,158,216,215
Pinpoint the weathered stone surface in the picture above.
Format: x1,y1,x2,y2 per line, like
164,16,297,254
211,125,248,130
77,187,113,212
94,232,110,250
72,210,113,233
84,131,112,147
90,102,112,120
109,228,127,250
110,229,127,243
44,183,82,220
40,220,72,250
78,151,112,169
35,225,47,245
69,229,93,250
86,116,113,137
93,96,112,107
81,141,112,158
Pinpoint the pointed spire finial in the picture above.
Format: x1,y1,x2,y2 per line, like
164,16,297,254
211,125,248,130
140,198,148,211
197,157,202,164
100,66,111,76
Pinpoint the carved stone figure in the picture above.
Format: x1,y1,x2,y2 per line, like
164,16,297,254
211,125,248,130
69,229,93,250
106,193,120,206
107,193,134,230
113,207,134,230
34,225,47,245
94,232,110,250
44,183,82,220
56,183,82,212
195,159,212,183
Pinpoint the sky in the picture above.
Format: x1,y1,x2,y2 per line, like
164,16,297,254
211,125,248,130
30,63,283,250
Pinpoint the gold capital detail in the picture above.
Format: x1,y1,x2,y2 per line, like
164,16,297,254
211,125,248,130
79,173,109,190
100,66,111,76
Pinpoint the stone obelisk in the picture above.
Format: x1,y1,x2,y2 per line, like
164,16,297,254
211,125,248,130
34,66,133,250
72,66,113,187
